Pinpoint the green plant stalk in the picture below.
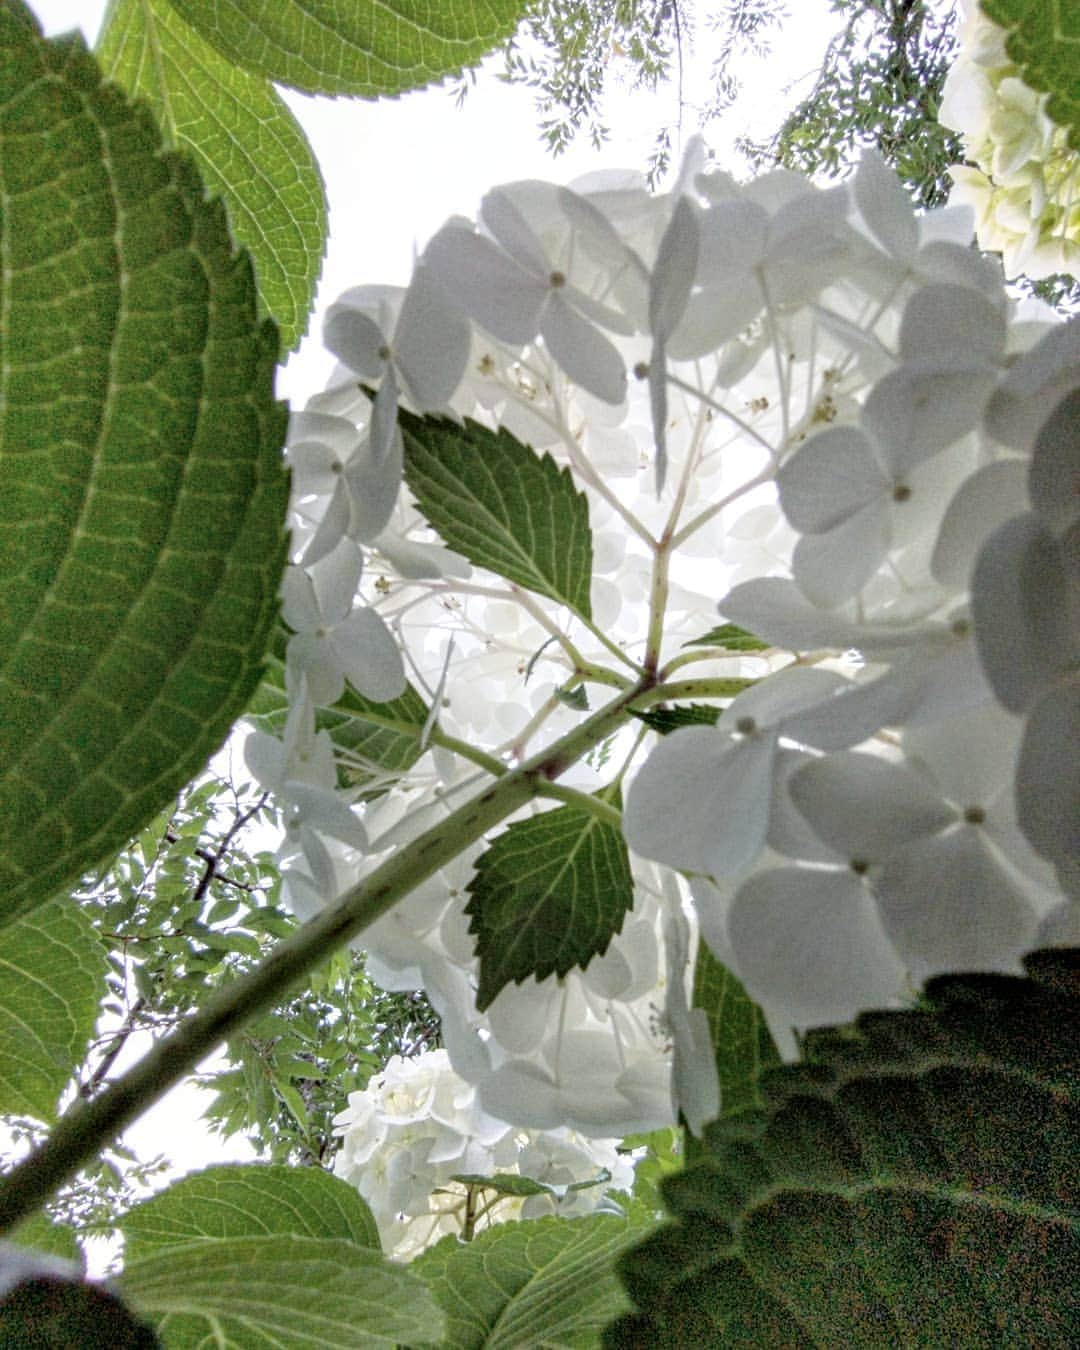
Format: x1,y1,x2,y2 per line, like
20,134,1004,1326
0,678,651,1234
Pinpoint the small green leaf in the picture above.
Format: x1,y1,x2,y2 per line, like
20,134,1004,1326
97,0,327,350
556,684,590,711
166,0,529,97
412,1213,653,1350
399,410,594,621
6,1213,81,1264
119,1235,443,1347
681,622,770,652
631,703,723,734
0,12,288,925
980,0,1079,149
692,942,780,1122
450,1173,554,1198
0,899,108,1121
121,1163,380,1258
466,796,634,1011
607,948,1079,1346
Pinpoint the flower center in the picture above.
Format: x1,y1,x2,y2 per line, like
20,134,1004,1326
892,483,912,503
964,805,986,825
735,716,757,735
549,270,566,288
850,858,870,876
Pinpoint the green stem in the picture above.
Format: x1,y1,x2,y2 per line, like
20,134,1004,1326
534,781,624,829
0,679,651,1234
633,676,756,708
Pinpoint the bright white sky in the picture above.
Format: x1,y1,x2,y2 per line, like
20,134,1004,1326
24,0,839,1263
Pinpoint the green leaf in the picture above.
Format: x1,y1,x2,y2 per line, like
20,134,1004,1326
6,1213,81,1264
0,12,288,927
119,1235,443,1347
0,899,108,1121
96,0,327,350
412,1213,652,1350
691,943,780,1122
400,409,594,621
607,948,1080,1346
466,796,634,1011
630,703,722,735
121,1163,380,1258
450,1173,555,1199
681,622,769,652
247,653,431,795
166,0,529,97
980,0,1079,149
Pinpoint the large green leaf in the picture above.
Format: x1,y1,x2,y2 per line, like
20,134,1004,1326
412,1213,651,1349
692,942,780,1124
121,1164,380,1259
247,651,430,795
0,9,289,927
0,1246,158,1348
399,409,594,622
166,0,528,97
981,1,1079,149
0,899,107,1122
5,1213,80,1263
119,1235,444,1347
97,0,327,350
466,795,634,1011
606,948,1079,1346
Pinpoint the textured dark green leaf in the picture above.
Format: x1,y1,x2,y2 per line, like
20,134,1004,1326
607,948,1080,1347
119,1235,443,1347
167,0,528,97
247,651,430,795
692,942,780,1123
681,622,770,652
122,1164,380,1259
981,0,1079,149
412,1213,652,1350
466,796,634,1011
630,703,723,735
0,11,288,926
400,409,594,621
97,0,327,350
0,898,107,1121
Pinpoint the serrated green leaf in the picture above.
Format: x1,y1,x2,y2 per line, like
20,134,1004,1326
412,1213,653,1350
247,653,431,795
96,0,327,350
0,12,288,926
681,622,770,652
692,942,780,1122
119,1235,443,1347
466,797,634,1011
166,0,528,98
607,948,1079,1347
0,898,108,1121
399,409,594,621
450,1173,554,1198
121,1163,380,1257
980,0,1079,149
630,703,723,735
6,1213,81,1264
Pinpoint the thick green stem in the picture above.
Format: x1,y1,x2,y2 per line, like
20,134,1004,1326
0,680,650,1234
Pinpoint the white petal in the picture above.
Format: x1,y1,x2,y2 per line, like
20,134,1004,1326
486,980,557,1055
767,749,844,862
931,460,1029,588
624,727,775,878
344,426,403,544
777,427,887,533
984,318,1080,450
311,541,364,627
728,867,907,1027
789,752,956,859
792,502,889,607
902,701,1022,807
323,305,387,378
302,478,351,567
331,607,406,702
480,184,550,276
280,565,322,633
375,532,471,580
697,199,767,278
423,224,545,345
877,831,1039,978
668,277,763,359
717,665,850,733
863,365,996,475
650,195,699,340
899,284,1005,366
394,263,472,409
1016,683,1080,872
1028,388,1080,534
853,150,917,262
287,410,360,455
648,339,668,493
244,729,287,793
286,632,344,707
972,514,1071,711
541,294,627,404
290,783,368,849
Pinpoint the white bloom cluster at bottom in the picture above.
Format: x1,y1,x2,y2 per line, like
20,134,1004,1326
332,1049,634,1260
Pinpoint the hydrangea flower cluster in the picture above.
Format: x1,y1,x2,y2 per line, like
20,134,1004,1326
940,0,1079,280
332,1050,632,1260
252,138,1078,1148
